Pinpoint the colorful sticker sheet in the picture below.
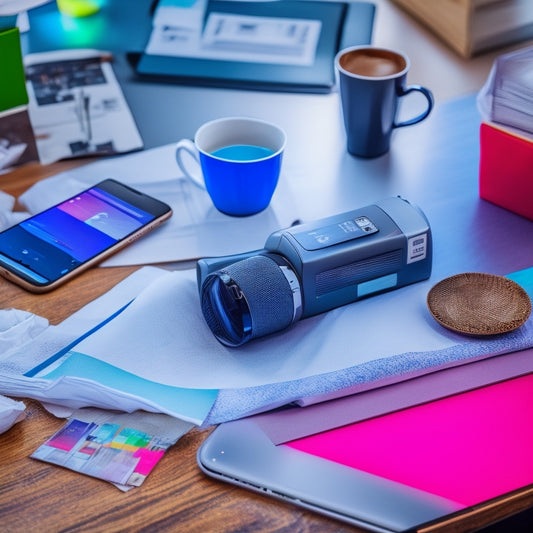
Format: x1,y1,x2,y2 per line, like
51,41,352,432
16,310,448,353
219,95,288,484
31,408,193,490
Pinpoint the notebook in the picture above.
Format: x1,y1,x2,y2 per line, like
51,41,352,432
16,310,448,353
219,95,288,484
135,0,376,93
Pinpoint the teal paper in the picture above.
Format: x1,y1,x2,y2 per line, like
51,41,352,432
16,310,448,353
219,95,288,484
0,16,17,31
508,266,533,298
41,351,218,425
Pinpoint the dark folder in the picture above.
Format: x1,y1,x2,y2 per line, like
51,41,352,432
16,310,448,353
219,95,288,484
135,1,375,93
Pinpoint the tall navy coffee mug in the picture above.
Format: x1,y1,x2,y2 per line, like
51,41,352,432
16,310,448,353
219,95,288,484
335,46,434,158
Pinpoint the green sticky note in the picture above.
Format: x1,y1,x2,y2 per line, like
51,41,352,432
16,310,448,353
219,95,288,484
0,27,29,112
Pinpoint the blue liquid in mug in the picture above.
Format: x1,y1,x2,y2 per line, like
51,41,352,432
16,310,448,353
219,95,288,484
211,144,274,161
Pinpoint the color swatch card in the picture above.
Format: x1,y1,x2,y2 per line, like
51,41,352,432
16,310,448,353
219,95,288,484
31,408,193,490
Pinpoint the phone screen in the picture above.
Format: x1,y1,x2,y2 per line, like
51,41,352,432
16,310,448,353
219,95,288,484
0,180,170,287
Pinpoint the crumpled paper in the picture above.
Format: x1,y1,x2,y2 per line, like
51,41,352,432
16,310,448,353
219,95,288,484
0,394,26,435
0,308,49,357
0,308,49,434
0,190,29,232
0,193,43,435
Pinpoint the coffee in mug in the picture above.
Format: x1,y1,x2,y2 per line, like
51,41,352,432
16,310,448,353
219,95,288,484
338,48,406,78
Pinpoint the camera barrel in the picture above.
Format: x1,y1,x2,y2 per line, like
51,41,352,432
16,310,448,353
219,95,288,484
200,254,300,347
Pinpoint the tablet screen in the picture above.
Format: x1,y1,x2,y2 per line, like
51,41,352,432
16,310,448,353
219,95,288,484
287,373,533,507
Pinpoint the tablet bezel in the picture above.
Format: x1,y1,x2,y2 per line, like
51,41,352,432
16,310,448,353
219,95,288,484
198,385,533,533
197,417,463,533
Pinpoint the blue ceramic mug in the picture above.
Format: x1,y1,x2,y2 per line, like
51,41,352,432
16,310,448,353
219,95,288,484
335,46,434,158
175,117,286,216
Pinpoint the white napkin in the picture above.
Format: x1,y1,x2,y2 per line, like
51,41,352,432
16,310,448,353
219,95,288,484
0,394,25,435
0,190,29,232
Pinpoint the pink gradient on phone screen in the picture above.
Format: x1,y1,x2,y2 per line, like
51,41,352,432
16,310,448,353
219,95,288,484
287,373,533,507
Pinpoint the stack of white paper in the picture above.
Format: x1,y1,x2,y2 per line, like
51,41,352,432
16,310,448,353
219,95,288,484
484,45,533,135
2,265,533,427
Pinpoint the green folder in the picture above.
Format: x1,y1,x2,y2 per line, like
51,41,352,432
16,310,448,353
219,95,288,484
0,27,29,113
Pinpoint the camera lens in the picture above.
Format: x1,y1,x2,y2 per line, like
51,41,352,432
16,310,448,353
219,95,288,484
200,254,301,347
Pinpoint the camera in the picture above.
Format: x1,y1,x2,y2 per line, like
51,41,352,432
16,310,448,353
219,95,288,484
197,196,432,347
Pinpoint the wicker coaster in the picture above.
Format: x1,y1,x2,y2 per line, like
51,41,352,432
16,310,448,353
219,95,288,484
427,272,532,335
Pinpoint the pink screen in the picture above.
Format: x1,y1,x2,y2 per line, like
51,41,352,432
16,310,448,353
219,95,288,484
287,373,533,507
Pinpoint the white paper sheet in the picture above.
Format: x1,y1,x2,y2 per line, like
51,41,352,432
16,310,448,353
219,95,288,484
36,267,463,390
4,265,533,425
0,0,49,16
0,190,28,231
18,142,299,266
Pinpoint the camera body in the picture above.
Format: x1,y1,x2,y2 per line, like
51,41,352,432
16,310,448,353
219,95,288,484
197,197,432,346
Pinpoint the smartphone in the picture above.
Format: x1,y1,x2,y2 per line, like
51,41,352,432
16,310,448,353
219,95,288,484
0,179,172,293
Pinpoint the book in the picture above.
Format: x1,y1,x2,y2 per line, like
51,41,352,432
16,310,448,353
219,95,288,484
135,0,376,93
390,0,533,58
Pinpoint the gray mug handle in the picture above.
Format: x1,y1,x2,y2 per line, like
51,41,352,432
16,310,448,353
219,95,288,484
394,85,434,128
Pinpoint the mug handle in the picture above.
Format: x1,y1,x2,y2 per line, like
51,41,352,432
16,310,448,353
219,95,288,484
175,138,206,189
394,85,434,128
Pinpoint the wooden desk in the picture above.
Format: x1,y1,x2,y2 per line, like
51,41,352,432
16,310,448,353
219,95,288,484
2,0,533,529
1,162,533,533
0,161,367,533
0,162,348,533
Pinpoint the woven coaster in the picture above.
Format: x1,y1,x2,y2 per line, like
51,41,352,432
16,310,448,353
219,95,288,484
427,272,532,335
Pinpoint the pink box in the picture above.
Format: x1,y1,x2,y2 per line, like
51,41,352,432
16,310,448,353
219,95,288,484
479,122,533,221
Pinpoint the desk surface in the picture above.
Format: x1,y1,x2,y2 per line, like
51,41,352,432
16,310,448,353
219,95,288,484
3,169,533,533
2,1,533,532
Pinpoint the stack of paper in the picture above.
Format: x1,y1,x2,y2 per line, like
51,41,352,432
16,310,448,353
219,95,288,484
486,46,533,135
2,264,533,427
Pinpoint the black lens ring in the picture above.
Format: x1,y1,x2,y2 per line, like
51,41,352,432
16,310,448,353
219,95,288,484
201,272,253,347
200,254,297,346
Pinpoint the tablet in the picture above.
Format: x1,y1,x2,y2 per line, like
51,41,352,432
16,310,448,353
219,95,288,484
197,373,533,532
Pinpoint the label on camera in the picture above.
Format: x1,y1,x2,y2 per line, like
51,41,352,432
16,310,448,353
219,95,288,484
407,233,427,263
293,216,378,251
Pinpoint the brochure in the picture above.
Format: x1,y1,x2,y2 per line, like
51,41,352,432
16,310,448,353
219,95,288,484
24,49,143,164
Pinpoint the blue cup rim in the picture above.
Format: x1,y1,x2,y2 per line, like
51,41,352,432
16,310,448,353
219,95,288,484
195,116,286,163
